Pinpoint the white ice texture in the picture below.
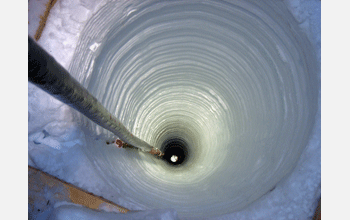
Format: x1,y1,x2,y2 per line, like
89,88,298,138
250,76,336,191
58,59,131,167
28,0,321,219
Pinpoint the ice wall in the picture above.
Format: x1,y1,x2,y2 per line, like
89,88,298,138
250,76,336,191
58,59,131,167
62,0,320,219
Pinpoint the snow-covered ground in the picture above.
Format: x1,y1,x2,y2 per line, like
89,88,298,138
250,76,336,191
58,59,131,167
23,0,331,219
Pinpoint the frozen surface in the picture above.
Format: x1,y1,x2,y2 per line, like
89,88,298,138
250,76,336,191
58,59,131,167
28,0,321,219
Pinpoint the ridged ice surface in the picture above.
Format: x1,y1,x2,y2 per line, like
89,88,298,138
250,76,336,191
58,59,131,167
68,0,319,218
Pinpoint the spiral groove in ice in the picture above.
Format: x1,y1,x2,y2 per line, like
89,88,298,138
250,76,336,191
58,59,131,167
69,0,319,218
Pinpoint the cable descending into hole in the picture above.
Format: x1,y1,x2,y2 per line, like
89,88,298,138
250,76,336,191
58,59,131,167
28,36,163,157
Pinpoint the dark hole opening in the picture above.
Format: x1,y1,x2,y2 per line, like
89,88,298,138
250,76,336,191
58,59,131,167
161,138,188,166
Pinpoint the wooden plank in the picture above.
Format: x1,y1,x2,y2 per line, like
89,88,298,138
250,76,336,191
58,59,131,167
28,165,129,214
313,198,321,220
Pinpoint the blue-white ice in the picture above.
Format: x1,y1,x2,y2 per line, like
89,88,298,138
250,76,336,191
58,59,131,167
28,0,321,219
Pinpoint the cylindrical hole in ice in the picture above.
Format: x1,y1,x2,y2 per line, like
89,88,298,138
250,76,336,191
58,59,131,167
69,0,319,218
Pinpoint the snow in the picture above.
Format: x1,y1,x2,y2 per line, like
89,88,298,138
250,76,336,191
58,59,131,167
284,0,321,61
28,0,49,38
28,0,321,219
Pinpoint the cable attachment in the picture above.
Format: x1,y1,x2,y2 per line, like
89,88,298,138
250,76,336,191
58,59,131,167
111,139,163,157
149,147,164,157
110,139,134,149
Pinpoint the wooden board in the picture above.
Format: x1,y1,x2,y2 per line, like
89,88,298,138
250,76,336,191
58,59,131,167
28,165,129,214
